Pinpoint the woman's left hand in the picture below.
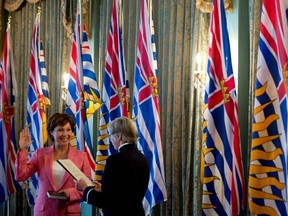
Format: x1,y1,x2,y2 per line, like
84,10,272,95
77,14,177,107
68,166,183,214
58,189,70,199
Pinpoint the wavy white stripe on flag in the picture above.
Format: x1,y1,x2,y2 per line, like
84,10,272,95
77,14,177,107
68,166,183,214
82,24,101,118
149,2,158,77
95,0,129,181
39,40,50,106
81,26,100,169
201,0,245,215
95,101,111,181
133,0,167,214
39,39,50,145
248,0,288,215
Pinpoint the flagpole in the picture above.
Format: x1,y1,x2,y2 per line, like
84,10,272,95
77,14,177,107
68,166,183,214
78,0,82,43
6,15,11,32
5,14,11,216
148,0,151,21
119,0,123,34
37,5,41,55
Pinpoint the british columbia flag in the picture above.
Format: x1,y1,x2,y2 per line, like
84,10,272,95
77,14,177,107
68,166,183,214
65,5,100,171
201,0,245,215
0,62,8,204
133,0,167,214
0,21,21,202
248,0,288,215
95,0,129,181
26,13,50,205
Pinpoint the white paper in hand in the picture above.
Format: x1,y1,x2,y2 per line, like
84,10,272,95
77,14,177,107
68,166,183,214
57,159,94,187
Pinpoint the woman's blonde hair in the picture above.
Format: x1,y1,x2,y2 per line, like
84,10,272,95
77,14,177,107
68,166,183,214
108,117,138,144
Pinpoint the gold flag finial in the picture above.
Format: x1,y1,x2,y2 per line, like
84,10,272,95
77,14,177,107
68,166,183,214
7,15,11,30
37,6,41,15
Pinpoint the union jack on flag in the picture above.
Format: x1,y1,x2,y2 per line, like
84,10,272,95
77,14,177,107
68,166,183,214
95,0,129,181
201,0,245,215
0,21,21,202
26,13,50,205
0,61,9,204
65,5,100,171
133,0,167,214
248,0,288,215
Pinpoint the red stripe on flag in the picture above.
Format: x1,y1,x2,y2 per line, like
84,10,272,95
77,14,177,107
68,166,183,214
278,81,286,101
207,90,224,110
265,0,288,66
261,24,278,55
139,85,151,104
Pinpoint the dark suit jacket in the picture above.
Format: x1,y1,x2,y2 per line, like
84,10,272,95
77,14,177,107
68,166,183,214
83,144,150,216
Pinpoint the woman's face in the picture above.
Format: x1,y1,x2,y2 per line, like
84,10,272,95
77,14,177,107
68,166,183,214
50,122,73,147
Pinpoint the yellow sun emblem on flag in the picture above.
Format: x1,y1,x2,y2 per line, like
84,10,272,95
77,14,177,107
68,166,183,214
148,76,158,97
283,61,288,94
220,79,230,103
2,102,14,124
117,86,125,105
37,94,45,110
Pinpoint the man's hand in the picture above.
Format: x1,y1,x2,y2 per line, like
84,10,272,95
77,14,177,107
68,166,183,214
93,181,102,192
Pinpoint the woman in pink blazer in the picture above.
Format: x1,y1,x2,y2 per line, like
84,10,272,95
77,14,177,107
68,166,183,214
15,113,91,216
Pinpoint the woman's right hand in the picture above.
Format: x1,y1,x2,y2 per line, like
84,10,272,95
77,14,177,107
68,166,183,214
19,127,32,151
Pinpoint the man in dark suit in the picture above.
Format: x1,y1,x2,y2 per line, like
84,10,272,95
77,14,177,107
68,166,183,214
76,117,150,216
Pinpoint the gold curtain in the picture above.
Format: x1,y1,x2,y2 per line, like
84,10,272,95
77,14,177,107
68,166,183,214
153,2,209,215
4,0,24,11
4,0,42,11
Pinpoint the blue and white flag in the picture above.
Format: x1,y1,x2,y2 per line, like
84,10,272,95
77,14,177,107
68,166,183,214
201,0,245,215
65,5,100,171
1,20,21,201
133,0,167,214
95,0,129,181
248,0,288,215
26,13,50,205
0,62,9,204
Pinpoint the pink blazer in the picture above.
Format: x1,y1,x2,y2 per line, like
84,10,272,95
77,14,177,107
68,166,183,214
15,145,91,216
